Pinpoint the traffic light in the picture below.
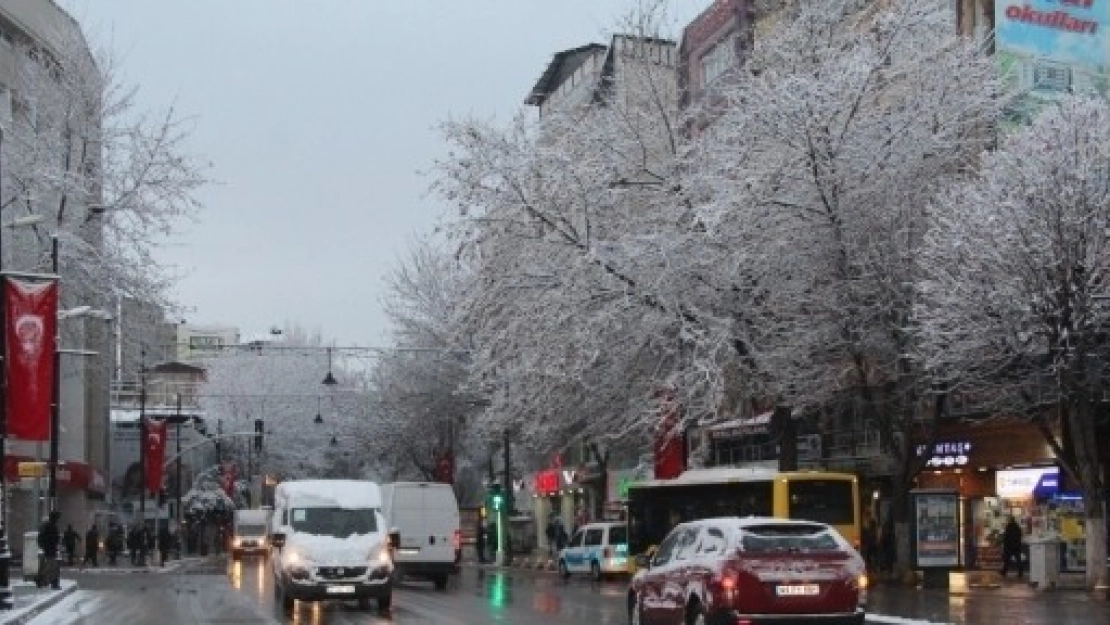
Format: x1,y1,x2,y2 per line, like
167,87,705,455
489,483,504,512
254,419,264,452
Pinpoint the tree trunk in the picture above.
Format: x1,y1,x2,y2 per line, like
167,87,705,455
890,473,915,584
773,405,798,472
1083,494,1107,591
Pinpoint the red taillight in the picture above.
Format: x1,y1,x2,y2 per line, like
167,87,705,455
453,529,461,550
720,569,739,590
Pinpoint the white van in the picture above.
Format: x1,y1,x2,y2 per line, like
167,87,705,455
232,508,270,560
380,482,460,590
269,480,393,614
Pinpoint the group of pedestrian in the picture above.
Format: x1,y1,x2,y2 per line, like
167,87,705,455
35,511,180,588
123,523,173,566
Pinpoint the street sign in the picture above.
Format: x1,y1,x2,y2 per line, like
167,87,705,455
18,461,46,478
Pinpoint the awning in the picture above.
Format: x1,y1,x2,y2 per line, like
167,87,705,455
4,455,108,494
708,411,773,440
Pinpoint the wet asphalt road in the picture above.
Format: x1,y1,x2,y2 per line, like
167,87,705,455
22,557,1110,624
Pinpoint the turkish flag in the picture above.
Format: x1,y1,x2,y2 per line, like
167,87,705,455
144,418,168,494
433,450,455,484
4,277,58,441
653,388,686,480
222,462,237,498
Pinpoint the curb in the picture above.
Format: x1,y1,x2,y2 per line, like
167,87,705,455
1,584,77,625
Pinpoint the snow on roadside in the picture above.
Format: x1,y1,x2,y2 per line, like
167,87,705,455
24,590,100,625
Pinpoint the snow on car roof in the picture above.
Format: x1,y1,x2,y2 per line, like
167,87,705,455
679,516,832,530
276,479,382,509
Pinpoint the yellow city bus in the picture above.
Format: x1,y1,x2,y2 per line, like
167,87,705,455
625,467,861,571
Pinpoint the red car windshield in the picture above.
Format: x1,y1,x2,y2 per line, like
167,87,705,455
739,524,841,554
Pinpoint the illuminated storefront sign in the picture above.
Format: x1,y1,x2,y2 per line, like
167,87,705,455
996,466,1059,498
916,441,972,468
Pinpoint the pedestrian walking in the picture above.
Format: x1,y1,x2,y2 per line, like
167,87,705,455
140,524,152,566
107,524,123,566
1000,516,1024,579
83,524,100,568
158,524,172,567
62,524,80,567
37,511,62,589
127,525,140,565
475,516,487,563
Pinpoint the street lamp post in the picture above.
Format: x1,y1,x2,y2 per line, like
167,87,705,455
47,237,59,514
0,122,10,611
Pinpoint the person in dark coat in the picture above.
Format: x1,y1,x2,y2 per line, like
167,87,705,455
83,525,99,567
106,524,123,566
475,516,487,563
37,511,61,589
158,525,172,567
1000,516,1024,578
62,525,79,567
127,525,140,565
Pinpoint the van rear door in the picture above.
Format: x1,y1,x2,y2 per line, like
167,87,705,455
392,484,459,565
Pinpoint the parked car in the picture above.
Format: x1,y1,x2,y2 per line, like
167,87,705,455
558,521,629,581
628,517,866,625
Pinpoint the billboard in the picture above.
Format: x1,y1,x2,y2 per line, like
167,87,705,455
911,490,961,568
996,0,1110,108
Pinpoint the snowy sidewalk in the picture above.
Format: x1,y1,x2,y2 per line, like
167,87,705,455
0,579,77,625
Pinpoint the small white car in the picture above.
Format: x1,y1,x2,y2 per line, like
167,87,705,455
557,521,629,581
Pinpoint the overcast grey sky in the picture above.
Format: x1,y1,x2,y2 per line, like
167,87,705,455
59,0,704,348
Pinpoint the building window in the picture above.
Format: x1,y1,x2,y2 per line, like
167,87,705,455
700,35,737,88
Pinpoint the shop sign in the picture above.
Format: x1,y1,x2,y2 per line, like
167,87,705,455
534,470,559,494
996,466,1059,499
916,440,972,468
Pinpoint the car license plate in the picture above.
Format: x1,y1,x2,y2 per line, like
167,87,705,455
776,584,820,596
326,585,355,595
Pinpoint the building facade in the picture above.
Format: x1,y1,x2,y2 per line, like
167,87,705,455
0,0,112,548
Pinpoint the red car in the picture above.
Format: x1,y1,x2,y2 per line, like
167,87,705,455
627,517,866,625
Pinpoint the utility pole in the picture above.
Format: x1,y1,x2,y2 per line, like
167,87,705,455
138,349,147,566
46,237,60,515
502,428,513,561
175,394,182,534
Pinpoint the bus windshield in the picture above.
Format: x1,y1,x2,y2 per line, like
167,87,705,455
788,479,855,526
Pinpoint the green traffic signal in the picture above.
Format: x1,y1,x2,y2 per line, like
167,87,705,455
491,493,504,510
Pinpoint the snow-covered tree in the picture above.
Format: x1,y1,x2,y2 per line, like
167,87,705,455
181,464,235,519
1,24,207,327
365,239,482,485
434,6,703,460
197,328,372,480
917,96,1110,589
680,0,1007,576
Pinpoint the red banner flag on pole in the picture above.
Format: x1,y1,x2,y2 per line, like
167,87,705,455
144,418,168,494
4,277,58,441
653,387,686,480
221,462,237,498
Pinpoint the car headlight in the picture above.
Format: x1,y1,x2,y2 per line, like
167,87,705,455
369,543,392,566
